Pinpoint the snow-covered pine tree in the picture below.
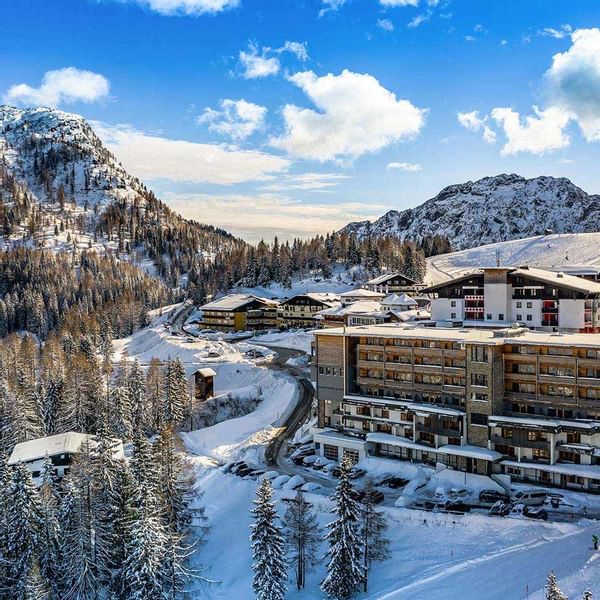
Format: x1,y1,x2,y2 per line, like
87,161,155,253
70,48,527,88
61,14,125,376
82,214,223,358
17,557,51,600
108,385,132,440
545,571,568,600
321,455,364,599
37,458,61,599
42,377,63,436
6,463,44,597
127,359,147,435
250,479,287,600
163,358,187,427
0,454,12,590
121,434,167,600
145,358,164,434
360,479,390,593
582,591,593,600
282,489,321,590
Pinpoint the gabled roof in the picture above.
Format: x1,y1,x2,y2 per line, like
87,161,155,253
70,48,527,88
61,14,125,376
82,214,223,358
280,293,340,307
200,294,278,312
316,300,384,318
382,293,418,307
367,272,419,286
339,288,385,299
422,270,482,293
512,267,600,295
8,432,125,465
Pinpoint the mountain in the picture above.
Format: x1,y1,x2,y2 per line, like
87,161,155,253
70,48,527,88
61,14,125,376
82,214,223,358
342,174,600,250
0,105,244,287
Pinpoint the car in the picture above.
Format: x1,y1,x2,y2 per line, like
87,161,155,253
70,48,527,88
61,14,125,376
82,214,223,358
523,506,549,521
479,489,510,505
489,501,510,517
350,488,366,502
289,444,313,459
443,501,471,514
513,490,548,506
271,475,291,489
348,468,367,480
300,482,322,493
259,471,280,482
312,457,334,470
412,500,437,511
283,475,306,491
322,462,338,475
378,476,409,489
302,455,320,467
434,486,447,501
236,467,255,478
447,488,470,500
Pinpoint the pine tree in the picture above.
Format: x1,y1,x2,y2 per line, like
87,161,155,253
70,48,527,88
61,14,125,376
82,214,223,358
582,591,593,600
545,571,568,600
282,490,321,590
17,557,50,600
109,386,132,440
321,455,364,599
360,479,390,593
163,359,188,427
250,479,287,600
127,360,146,435
0,454,13,590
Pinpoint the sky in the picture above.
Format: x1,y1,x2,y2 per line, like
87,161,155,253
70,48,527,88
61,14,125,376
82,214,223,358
2,0,600,242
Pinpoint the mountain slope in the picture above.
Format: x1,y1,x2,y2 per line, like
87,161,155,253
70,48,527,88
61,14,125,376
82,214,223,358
0,105,244,285
342,174,600,250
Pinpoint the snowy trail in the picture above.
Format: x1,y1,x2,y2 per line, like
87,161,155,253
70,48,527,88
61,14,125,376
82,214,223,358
374,527,592,600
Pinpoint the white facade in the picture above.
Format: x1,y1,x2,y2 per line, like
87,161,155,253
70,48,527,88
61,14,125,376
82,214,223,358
558,299,585,331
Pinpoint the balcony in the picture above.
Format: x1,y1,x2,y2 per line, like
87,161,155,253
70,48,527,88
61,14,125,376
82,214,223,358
357,376,384,386
414,363,443,373
416,423,462,438
358,359,384,369
413,382,443,392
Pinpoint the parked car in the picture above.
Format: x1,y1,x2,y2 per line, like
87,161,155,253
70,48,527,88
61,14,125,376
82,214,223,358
312,457,334,470
291,445,315,465
350,488,366,502
378,476,409,489
283,475,306,491
412,500,437,511
348,468,367,480
442,501,471,514
524,506,549,521
322,462,338,475
271,475,291,489
302,455,320,467
259,471,280,482
300,482,322,493
479,489,510,505
489,501,510,517
434,487,447,501
513,490,548,506
447,488,470,500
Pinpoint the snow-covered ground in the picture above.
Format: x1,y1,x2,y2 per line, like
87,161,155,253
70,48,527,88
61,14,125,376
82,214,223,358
250,329,315,354
427,232,600,285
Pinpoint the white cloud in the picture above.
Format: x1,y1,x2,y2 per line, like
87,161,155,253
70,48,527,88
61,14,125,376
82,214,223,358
408,11,431,28
380,0,419,6
457,110,497,143
544,28,600,141
198,99,267,141
164,191,389,242
319,0,346,17
259,172,351,192
278,41,309,61
93,122,290,185
465,35,476,42
271,69,426,162
490,106,571,155
118,0,239,16
4,67,110,108
386,161,421,171
377,18,395,32
239,43,280,79
538,24,572,39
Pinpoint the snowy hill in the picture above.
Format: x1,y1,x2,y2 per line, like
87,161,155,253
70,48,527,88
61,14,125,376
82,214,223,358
342,174,600,250
426,232,600,285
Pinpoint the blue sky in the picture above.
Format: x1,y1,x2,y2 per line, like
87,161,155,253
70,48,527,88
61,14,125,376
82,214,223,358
2,0,600,242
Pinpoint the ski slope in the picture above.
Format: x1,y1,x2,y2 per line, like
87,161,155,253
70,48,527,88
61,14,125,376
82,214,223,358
426,232,600,285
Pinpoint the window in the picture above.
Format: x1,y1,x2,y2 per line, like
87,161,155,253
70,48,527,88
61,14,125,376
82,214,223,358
532,448,550,460
486,313,492,320
516,301,522,308
473,392,488,401
343,449,359,464
450,312,457,319
471,373,488,387
450,300,456,307
498,313,504,321
470,413,488,426
527,302,533,308
526,315,532,321
323,444,339,461
470,346,489,363
516,314,522,321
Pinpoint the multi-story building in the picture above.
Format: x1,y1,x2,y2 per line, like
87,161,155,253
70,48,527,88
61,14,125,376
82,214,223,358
311,322,600,492
198,294,279,331
366,272,425,295
277,293,340,329
426,266,600,332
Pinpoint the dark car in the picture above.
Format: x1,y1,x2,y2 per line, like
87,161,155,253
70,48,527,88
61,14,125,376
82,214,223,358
524,506,549,521
489,501,510,517
332,466,366,479
444,501,471,514
292,450,315,465
236,467,255,478
379,476,409,489
479,489,510,505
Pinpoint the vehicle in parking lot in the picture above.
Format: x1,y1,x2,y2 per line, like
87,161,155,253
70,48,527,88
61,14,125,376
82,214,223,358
441,500,471,514
271,475,291,489
365,489,385,504
302,455,320,467
510,503,549,520
322,462,338,475
447,488,470,500
434,487,446,501
259,471,280,481
312,457,334,470
332,466,366,479
513,490,547,506
479,489,510,505
378,476,408,489
489,501,510,517
283,475,306,490
350,488,366,502
301,482,322,493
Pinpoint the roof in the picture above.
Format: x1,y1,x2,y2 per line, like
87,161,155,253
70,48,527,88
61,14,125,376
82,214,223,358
501,460,600,480
382,293,418,307
339,288,385,299
196,367,216,378
312,428,368,448
317,300,384,317
367,272,419,286
280,293,339,307
8,432,125,465
489,414,600,432
436,444,502,461
366,432,433,451
391,309,431,322
344,394,466,417
200,294,278,312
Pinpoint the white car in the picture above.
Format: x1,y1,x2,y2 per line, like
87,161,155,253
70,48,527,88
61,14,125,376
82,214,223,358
259,471,280,482
300,482,322,493
271,475,291,489
302,455,320,467
513,490,547,506
312,457,334,470
322,462,338,475
434,486,447,501
283,475,306,491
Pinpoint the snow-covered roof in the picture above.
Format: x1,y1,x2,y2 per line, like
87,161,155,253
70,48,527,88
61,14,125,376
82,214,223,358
339,288,385,299
391,309,431,322
317,300,384,317
200,294,278,311
312,428,368,449
366,432,433,452
367,272,419,286
280,293,340,307
489,414,600,432
436,444,502,462
512,266,600,295
501,460,600,480
382,293,418,307
196,367,216,378
8,432,125,465
344,394,466,417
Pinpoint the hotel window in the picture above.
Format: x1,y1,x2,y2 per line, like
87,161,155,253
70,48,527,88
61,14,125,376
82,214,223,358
516,301,522,308
526,315,532,321
470,346,489,363
527,302,533,308
498,313,504,320
486,313,492,320
532,448,550,460
451,313,457,319
470,413,488,426
473,392,488,401
471,373,488,387
450,300,456,307
516,314,522,321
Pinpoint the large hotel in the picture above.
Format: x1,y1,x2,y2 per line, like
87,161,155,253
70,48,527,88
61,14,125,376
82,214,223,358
311,267,600,493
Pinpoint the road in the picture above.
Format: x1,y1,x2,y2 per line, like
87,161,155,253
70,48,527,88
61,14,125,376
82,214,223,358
170,302,195,335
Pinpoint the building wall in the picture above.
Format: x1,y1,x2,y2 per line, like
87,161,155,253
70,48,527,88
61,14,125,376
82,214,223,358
558,299,585,330
431,298,463,321
315,334,345,428
484,282,511,323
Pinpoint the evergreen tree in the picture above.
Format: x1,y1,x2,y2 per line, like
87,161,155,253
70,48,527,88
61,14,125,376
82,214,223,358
321,456,364,599
0,454,11,590
127,360,146,435
282,490,321,590
17,557,50,600
108,386,132,440
250,479,287,600
545,571,568,600
163,359,187,427
582,591,593,600
360,479,390,593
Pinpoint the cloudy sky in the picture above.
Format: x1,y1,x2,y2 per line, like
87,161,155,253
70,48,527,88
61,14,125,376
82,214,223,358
2,0,600,242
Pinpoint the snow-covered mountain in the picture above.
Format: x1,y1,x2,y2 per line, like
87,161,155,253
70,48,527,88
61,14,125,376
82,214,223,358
0,105,240,268
342,174,600,250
